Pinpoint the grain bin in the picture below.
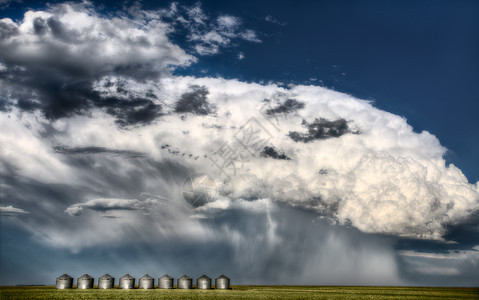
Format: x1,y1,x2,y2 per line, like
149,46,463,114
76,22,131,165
119,274,135,289
139,274,154,289
98,273,115,289
215,274,230,289
56,274,73,289
197,274,211,289
177,274,192,289
158,274,174,289
77,274,94,289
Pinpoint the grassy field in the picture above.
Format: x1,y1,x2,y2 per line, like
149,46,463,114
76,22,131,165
1,285,478,299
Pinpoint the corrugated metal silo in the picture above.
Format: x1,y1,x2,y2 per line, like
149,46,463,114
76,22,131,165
139,274,154,289
98,273,115,289
119,274,135,289
77,274,94,289
56,274,73,289
215,274,230,289
177,274,192,289
196,274,211,289
158,274,174,289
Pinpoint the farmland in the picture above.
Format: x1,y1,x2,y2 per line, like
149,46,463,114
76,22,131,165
1,285,478,299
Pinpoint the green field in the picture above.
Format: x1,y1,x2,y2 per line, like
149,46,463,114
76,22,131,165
1,285,478,299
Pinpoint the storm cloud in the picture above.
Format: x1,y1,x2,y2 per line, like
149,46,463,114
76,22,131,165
53,146,146,158
261,146,291,160
264,98,305,115
3,76,478,242
0,2,194,122
1,1,478,287
175,85,213,115
0,2,262,126
288,118,354,142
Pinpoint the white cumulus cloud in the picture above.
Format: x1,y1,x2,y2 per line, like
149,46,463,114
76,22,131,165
64,197,162,216
0,2,195,76
0,205,29,215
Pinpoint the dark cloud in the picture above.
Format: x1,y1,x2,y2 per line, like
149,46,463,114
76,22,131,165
46,17,71,42
289,118,355,142
60,155,188,198
0,151,190,238
53,146,146,158
98,97,163,127
0,63,98,119
389,212,479,287
71,203,138,214
261,146,291,160
32,17,48,35
0,197,403,285
0,2,194,124
0,1,256,126
2,148,478,286
0,164,91,226
1,67,162,125
443,211,479,248
31,79,97,120
0,20,18,38
264,98,304,115
175,85,212,115
0,94,10,112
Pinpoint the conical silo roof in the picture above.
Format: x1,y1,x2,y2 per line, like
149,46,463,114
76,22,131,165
216,274,229,279
57,274,72,280
99,273,114,279
78,274,92,279
160,274,173,279
179,274,191,280
198,274,211,280
121,273,134,279
140,274,153,279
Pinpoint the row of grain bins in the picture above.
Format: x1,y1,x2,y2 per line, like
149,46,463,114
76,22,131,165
56,273,230,289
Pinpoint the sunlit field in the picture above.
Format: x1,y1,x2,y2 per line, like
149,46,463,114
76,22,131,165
1,285,478,299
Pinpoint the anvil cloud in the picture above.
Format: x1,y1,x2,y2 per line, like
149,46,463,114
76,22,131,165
3,74,478,242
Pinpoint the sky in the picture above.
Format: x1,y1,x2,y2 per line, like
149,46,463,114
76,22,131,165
0,0,478,287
